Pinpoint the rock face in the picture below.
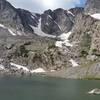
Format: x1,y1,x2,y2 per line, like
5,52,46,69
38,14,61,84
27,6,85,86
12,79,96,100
16,9,40,35
70,13,100,57
69,7,84,16
0,0,76,37
69,0,100,59
0,0,24,35
85,0,100,14
41,8,74,35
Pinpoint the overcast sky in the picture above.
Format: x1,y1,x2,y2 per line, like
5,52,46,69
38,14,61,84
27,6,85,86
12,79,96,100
7,0,85,13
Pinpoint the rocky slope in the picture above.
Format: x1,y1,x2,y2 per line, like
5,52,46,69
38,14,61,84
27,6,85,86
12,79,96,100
0,0,100,79
69,0,100,61
45,0,100,79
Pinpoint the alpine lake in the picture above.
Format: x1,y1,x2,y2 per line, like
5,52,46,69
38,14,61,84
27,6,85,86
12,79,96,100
0,75,100,100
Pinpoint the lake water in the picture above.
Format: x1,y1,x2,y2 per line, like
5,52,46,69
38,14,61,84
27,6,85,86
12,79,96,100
0,76,100,100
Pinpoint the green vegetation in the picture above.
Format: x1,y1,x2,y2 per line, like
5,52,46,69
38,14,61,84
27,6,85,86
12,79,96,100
92,49,100,56
82,75,100,80
14,45,29,57
80,33,91,57
80,50,88,57
48,43,56,49
19,45,29,57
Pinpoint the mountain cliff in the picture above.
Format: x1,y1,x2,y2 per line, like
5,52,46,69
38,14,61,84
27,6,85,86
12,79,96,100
0,0,77,37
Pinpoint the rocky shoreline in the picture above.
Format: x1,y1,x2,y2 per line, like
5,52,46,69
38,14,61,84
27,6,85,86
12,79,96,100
1,61,100,80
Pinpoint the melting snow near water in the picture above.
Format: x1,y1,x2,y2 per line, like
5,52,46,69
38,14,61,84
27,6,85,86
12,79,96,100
31,68,45,73
10,63,45,73
10,63,29,72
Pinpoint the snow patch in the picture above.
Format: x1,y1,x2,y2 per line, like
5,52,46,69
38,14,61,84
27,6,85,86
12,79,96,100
30,18,56,38
0,65,5,70
59,32,72,40
48,15,62,31
32,13,36,17
51,70,56,72
0,23,22,36
67,10,75,16
31,68,45,73
8,29,16,36
45,22,49,26
91,13,100,20
69,59,79,67
10,63,46,73
54,21,62,31
31,15,35,20
55,41,63,48
55,31,73,48
0,24,5,28
48,15,62,30
63,40,73,47
17,31,22,36
10,63,29,72
48,15,52,19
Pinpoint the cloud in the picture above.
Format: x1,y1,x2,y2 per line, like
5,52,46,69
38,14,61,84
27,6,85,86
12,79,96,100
64,0,80,3
7,0,85,13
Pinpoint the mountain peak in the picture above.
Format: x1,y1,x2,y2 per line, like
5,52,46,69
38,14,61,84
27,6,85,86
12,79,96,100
0,0,14,10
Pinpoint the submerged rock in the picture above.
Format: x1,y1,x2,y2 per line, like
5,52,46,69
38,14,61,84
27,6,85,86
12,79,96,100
88,88,100,95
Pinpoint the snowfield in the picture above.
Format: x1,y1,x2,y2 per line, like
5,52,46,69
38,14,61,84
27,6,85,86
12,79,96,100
91,13,100,20
55,31,73,48
10,63,45,73
10,63,29,72
30,18,56,38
